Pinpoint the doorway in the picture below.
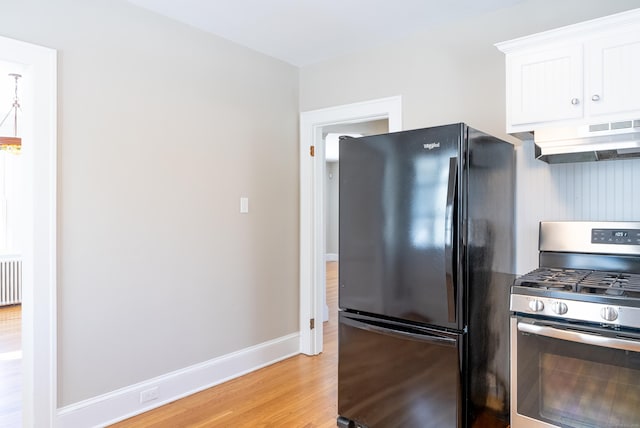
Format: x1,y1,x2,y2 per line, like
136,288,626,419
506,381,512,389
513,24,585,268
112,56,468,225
0,60,27,427
0,35,57,427
299,96,402,355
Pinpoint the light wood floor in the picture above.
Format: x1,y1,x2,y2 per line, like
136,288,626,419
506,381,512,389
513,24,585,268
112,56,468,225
0,304,22,428
112,262,339,427
0,264,338,428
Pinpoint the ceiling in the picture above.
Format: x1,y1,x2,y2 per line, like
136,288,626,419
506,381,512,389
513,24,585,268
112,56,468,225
126,0,525,66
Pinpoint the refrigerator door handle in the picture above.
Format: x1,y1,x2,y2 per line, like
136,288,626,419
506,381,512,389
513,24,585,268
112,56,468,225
445,156,458,323
342,314,458,347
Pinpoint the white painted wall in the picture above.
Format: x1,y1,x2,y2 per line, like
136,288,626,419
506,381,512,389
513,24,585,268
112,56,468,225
300,0,640,276
515,140,640,274
0,0,299,408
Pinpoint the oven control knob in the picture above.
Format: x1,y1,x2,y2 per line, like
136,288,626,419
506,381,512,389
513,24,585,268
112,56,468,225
600,306,618,322
528,299,544,312
552,301,568,315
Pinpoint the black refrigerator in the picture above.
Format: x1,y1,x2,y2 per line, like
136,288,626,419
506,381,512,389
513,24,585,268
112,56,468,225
337,123,514,428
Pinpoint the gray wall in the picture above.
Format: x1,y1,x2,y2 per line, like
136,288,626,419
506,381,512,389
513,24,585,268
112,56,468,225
301,0,640,274
0,0,299,406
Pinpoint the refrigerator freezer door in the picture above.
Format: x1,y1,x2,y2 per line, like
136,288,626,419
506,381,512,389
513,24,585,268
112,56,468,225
338,311,463,428
339,125,461,329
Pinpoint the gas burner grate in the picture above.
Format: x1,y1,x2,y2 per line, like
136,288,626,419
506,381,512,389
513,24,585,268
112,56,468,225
578,272,640,295
515,267,640,297
514,268,591,291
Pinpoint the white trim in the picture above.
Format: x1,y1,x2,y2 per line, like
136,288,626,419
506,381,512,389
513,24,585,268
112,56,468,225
56,333,300,428
324,253,338,262
299,96,402,356
0,36,57,427
495,7,640,53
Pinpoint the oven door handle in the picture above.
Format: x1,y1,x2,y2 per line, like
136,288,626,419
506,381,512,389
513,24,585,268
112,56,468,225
518,322,640,353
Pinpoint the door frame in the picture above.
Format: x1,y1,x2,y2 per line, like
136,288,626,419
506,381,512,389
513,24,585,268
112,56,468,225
299,96,402,355
0,36,57,426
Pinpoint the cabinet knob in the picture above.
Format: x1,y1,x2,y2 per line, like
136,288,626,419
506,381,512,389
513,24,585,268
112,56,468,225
571,98,580,105
591,94,601,102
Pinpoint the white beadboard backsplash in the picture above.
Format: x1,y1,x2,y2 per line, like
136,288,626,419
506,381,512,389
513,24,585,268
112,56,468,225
515,140,640,275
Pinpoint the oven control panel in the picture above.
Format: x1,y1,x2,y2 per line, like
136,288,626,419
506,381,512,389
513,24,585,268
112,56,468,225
591,228,640,245
510,294,640,328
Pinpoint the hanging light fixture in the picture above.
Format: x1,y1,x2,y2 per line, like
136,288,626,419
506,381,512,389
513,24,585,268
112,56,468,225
0,73,22,152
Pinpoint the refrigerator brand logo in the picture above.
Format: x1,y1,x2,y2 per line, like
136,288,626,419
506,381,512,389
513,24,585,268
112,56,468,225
423,142,441,150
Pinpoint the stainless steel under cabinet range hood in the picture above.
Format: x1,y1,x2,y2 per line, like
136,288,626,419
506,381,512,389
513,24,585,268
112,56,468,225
534,119,640,164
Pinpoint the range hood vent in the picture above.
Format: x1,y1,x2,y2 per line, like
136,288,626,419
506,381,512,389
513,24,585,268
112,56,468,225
534,119,640,164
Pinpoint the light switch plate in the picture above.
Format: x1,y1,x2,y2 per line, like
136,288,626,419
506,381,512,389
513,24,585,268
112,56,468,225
240,197,249,213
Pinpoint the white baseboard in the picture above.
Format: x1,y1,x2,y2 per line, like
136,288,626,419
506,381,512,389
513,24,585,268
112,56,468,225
56,332,300,427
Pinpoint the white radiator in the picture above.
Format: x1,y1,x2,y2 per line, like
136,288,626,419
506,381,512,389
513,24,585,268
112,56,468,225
0,256,21,306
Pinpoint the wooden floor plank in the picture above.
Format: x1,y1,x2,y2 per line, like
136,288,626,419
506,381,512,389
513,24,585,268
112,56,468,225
112,262,339,427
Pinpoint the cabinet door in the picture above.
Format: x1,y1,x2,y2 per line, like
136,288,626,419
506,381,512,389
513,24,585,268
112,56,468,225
508,45,583,127
587,28,640,118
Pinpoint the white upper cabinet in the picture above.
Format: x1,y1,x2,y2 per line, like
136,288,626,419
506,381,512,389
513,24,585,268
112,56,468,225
587,28,640,118
508,44,583,126
496,9,640,134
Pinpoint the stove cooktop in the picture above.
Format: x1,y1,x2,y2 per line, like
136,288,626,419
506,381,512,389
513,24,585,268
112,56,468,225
511,222,640,328
511,267,640,329
514,267,640,298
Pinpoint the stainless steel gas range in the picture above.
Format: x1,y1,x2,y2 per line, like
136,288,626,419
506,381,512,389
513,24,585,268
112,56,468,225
510,221,640,428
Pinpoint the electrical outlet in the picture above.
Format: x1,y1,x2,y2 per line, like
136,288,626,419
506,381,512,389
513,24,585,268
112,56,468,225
139,386,159,404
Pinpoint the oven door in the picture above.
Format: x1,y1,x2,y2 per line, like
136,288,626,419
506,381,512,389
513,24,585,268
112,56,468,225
511,316,640,428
